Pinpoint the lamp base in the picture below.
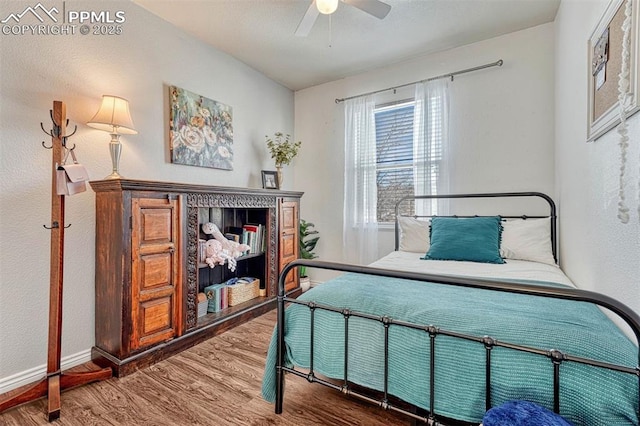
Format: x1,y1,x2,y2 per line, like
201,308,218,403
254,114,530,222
107,134,123,180
104,171,123,180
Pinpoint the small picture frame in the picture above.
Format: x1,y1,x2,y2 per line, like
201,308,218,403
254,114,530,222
261,170,279,189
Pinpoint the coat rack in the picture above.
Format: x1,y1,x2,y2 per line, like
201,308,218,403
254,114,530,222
0,101,112,421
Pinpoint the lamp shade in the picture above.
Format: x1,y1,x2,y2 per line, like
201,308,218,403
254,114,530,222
316,0,338,14
87,95,137,134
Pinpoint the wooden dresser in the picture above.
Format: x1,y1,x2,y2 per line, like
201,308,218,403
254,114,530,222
90,179,302,376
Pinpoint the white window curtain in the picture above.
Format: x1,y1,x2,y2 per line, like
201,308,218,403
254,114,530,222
413,79,450,216
343,95,379,264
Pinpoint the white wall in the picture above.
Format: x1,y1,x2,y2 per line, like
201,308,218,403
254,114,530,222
294,23,556,280
554,0,640,325
0,0,294,387
4,0,636,395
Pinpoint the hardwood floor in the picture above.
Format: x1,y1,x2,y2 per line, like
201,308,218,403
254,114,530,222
0,310,411,425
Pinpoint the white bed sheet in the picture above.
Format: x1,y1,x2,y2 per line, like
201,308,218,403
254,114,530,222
369,250,575,288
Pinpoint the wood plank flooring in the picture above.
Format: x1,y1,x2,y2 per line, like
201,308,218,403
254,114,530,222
0,310,411,425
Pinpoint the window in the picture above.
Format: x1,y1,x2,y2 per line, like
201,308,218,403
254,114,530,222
375,101,415,222
374,93,445,223
343,81,448,263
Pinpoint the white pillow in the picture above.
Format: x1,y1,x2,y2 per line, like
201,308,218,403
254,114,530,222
500,218,557,266
398,216,430,253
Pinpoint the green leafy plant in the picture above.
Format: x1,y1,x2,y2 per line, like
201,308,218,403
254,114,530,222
299,219,319,277
265,132,301,167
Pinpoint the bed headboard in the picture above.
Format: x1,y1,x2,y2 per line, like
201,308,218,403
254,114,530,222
394,192,557,262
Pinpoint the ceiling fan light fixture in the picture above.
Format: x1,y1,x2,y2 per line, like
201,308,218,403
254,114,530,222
316,0,338,15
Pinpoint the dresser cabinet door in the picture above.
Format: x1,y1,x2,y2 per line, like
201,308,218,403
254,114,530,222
130,197,182,350
279,199,299,292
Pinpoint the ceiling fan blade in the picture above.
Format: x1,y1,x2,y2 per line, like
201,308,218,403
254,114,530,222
295,0,320,37
342,0,391,19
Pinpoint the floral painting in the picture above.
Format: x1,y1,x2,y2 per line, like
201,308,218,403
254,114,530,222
169,86,233,170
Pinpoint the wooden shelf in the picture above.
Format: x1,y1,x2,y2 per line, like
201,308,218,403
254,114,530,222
195,296,271,328
238,252,265,261
198,252,265,269
195,285,302,330
90,179,302,377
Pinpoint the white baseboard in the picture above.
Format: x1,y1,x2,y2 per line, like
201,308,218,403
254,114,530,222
0,349,92,394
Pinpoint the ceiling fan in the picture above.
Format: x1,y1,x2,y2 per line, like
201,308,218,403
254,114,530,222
295,0,392,37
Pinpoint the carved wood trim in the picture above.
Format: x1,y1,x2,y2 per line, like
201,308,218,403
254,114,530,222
186,193,277,209
268,208,277,298
185,204,200,329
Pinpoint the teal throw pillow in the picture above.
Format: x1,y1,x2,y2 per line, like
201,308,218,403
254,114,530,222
423,216,504,264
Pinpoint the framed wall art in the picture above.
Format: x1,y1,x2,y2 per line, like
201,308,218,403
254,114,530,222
169,85,234,169
587,0,639,141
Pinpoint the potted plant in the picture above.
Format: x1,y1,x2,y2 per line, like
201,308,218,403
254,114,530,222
265,132,301,186
299,219,319,292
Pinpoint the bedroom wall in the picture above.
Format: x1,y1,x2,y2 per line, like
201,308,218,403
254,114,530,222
293,23,556,280
554,0,640,325
0,1,294,389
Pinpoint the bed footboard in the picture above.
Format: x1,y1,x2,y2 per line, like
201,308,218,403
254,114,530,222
274,259,640,425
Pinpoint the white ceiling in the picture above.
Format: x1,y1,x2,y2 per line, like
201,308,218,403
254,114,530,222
133,0,560,91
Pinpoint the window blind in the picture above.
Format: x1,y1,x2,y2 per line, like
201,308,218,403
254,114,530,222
374,102,415,222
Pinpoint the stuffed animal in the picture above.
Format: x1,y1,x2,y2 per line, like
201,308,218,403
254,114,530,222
201,222,217,235
201,222,251,271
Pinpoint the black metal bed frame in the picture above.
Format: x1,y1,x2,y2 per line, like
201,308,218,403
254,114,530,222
274,192,640,425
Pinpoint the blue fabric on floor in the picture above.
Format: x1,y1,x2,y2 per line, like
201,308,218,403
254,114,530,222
483,401,573,426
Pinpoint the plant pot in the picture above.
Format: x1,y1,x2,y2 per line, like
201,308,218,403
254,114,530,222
299,276,311,292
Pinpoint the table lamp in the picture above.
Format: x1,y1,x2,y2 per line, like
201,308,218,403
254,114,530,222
87,95,137,179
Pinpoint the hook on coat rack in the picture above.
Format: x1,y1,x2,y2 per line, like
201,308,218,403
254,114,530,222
61,126,77,150
41,109,77,150
43,221,72,230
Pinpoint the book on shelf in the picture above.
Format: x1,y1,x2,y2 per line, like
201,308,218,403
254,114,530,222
242,224,260,233
224,233,240,243
198,239,207,263
242,223,265,254
203,283,228,313
226,226,244,236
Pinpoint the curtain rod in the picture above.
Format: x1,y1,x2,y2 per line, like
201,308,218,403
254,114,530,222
334,59,504,104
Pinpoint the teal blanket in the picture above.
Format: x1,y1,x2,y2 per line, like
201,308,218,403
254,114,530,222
261,273,638,425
